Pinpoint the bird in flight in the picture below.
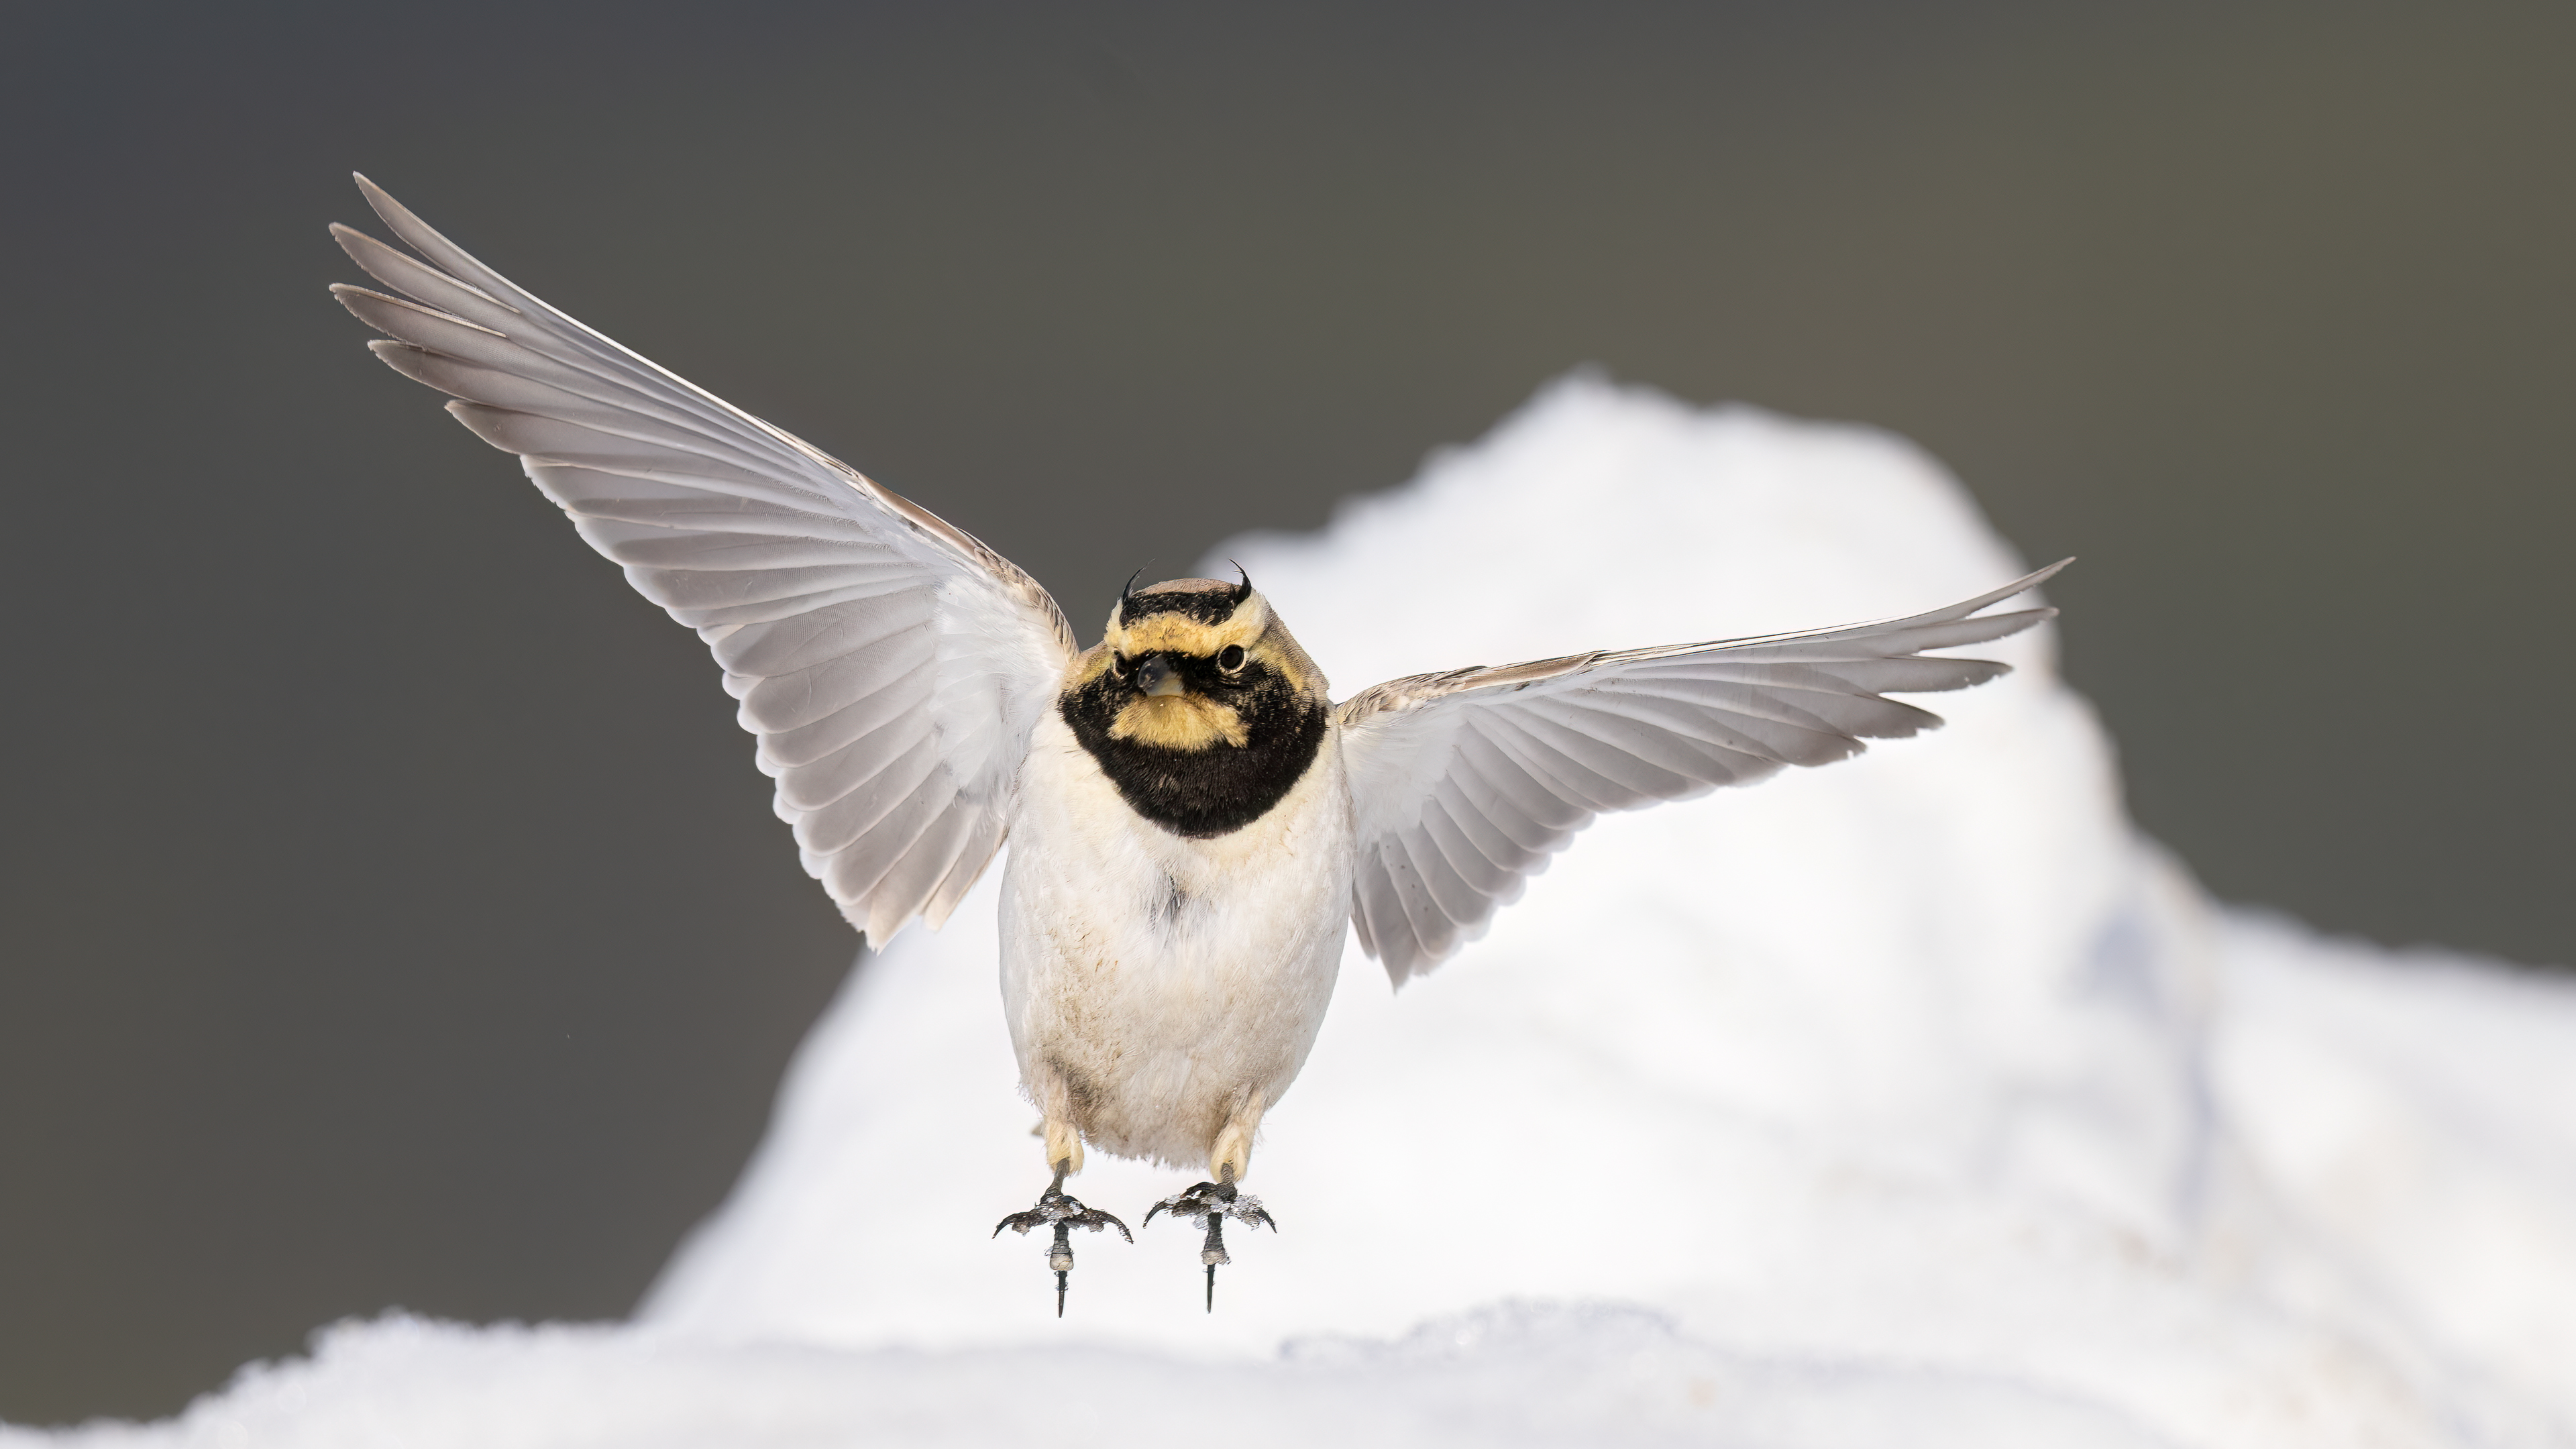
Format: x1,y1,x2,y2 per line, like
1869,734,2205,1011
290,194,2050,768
327,175,2065,1317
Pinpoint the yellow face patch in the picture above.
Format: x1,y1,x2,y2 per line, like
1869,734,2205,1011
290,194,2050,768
1102,591,1271,657
1108,693,1248,750
1055,584,1326,713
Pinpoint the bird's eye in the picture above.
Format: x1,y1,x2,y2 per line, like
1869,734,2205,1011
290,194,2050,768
1110,653,1131,679
1218,645,1247,673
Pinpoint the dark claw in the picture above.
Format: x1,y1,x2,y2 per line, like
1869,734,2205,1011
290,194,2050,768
994,1178,1131,1316
1150,1179,1276,1231
992,1189,1133,1243
1146,1179,1277,1312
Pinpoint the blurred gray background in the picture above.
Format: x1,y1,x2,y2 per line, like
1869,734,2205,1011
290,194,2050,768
4,0,2569,1424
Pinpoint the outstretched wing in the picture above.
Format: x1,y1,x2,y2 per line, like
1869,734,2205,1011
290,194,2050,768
1335,562,2068,981
329,175,1077,944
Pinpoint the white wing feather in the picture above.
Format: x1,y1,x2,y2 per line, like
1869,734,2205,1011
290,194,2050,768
329,175,1075,945
1336,562,2068,982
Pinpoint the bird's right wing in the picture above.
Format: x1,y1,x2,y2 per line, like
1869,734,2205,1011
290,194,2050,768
1334,564,2065,982
329,175,1077,944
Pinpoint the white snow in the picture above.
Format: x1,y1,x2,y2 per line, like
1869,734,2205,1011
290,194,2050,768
19,376,2576,1448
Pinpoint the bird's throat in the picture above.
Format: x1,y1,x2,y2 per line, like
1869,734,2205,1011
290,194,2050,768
1061,683,1328,839
1109,694,1249,751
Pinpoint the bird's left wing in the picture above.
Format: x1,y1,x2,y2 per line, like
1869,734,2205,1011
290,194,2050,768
327,175,1078,944
1334,562,2068,982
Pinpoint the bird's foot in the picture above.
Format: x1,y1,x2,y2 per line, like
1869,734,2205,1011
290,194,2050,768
1144,1177,1276,1312
993,1163,1130,1318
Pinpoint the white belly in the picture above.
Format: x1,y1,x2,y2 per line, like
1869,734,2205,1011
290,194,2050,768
1000,710,1355,1169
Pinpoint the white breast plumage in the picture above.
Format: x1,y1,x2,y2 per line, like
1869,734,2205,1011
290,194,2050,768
1000,708,1354,1176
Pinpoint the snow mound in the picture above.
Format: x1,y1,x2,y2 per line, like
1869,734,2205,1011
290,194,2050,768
19,376,2576,1448
20,1303,2182,1449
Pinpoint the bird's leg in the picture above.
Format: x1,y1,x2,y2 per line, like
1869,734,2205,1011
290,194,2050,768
993,1153,1130,1318
1144,1163,1277,1313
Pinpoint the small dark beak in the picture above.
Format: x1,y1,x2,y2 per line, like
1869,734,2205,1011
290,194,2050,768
1134,654,1184,697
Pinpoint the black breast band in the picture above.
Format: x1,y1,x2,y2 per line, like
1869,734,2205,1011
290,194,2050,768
1059,667,1329,839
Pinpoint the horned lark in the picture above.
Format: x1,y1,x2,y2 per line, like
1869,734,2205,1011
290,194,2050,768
327,176,2066,1316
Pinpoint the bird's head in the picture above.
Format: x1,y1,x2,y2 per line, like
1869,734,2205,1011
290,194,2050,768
1067,568,1328,754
